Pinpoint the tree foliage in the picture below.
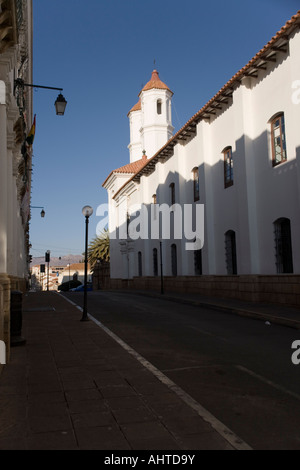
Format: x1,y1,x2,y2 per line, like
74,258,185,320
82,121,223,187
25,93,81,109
87,228,110,270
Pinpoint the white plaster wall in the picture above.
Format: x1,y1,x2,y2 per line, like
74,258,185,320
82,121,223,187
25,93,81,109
249,40,300,274
128,110,142,163
140,89,174,159
107,29,300,278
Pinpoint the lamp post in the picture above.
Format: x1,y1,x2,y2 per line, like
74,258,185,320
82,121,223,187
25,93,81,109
96,259,100,290
81,205,93,322
45,250,50,291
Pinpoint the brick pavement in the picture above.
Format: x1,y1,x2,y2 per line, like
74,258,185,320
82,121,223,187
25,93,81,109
0,291,241,451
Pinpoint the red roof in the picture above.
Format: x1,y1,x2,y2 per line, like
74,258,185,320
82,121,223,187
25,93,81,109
128,98,141,115
102,155,148,187
139,69,173,96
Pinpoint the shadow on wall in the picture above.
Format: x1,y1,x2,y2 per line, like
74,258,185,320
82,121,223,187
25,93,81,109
110,126,300,281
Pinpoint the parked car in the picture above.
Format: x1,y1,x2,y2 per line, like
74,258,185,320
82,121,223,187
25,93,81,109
58,280,82,292
70,282,93,292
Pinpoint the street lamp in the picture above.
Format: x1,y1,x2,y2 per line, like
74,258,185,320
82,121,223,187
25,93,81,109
81,205,93,322
96,259,101,290
45,250,50,292
54,93,68,116
14,78,67,116
30,206,45,218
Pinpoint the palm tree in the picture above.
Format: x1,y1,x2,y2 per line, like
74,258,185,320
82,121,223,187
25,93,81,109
87,228,110,270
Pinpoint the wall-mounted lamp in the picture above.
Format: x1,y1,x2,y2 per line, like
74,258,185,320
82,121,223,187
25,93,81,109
30,206,45,218
14,78,67,116
54,93,67,116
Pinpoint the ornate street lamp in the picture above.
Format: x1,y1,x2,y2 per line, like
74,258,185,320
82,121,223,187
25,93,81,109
81,205,93,321
30,206,45,218
54,93,68,116
14,78,67,116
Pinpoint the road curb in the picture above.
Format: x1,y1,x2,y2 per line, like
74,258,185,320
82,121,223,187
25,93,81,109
118,290,300,330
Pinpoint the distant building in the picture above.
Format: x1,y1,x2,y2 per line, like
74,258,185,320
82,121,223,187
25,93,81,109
31,263,92,291
103,12,300,306
58,263,92,288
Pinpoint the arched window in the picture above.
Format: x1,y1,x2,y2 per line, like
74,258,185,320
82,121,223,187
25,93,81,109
192,167,199,201
152,193,157,220
274,218,293,273
223,147,233,188
157,99,162,115
153,248,158,277
171,244,177,276
270,113,287,166
138,251,143,277
225,230,237,275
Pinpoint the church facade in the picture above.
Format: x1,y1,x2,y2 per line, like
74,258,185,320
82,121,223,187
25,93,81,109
103,11,300,306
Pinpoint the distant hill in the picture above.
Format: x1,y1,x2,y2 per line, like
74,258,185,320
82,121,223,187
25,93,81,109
31,254,84,267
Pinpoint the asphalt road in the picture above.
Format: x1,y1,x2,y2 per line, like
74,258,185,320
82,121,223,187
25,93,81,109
64,290,300,450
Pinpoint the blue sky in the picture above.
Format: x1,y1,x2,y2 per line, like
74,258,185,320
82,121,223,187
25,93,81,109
29,0,299,259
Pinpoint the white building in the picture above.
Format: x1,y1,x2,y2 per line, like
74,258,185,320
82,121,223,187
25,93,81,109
0,0,33,359
103,11,300,306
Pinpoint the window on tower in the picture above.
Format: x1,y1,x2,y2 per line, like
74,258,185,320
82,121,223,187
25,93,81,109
157,99,162,115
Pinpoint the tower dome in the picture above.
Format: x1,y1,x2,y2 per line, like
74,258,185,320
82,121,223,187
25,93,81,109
139,69,173,96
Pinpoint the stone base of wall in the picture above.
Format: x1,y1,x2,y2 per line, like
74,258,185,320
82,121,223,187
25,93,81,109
0,274,11,362
8,276,27,293
92,262,111,291
0,275,27,364
105,275,300,308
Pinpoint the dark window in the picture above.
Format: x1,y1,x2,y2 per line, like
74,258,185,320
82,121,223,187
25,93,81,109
157,100,162,115
192,167,199,201
138,251,142,277
171,244,177,276
271,113,287,166
274,218,293,273
194,249,202,275
153,248,158,276
152,194,157,220
170,183,175,205
225,230,237,275
223,147,233,188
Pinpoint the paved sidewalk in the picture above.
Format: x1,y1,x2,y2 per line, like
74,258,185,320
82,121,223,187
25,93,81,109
0,291,241,451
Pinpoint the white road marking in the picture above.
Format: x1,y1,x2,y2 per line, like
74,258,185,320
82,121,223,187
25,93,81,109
59,293,252,450
236,365,300,402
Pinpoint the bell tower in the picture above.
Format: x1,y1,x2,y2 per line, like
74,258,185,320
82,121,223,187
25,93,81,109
128,70,174,163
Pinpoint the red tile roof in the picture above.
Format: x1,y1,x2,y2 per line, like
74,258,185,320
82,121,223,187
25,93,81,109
139,69,173,96
102,155,148,187
128,98,141,115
